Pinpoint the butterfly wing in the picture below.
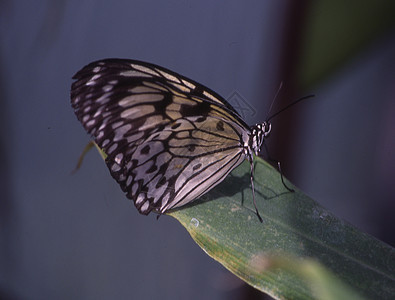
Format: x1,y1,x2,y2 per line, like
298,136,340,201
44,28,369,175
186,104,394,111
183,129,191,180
71,59,251,214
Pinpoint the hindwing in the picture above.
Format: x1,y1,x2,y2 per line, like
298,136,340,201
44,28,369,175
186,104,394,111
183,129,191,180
71,59,251,214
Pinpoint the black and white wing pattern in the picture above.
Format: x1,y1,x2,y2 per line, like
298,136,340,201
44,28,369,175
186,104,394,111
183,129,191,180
71,59,269,216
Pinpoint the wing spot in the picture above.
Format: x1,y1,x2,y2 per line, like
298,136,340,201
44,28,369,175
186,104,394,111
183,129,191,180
196,116,206,123
112,121,124,129
126,175,133,187
203,91,219,102
114,124,132,141
86,119,96,127
102,139,110,147
91,74,101,81
193,163,202,171
156,69,180,83
176,131,189,138
96,95,110,104
140,145,150,155
188,145,196,152
182,79,196,89
73,96,81,104
156,176,167,188
93,109,103,118
216,121,225,131
115,153,123,164
141,201,150,212
136,194,145,205
121,105,155,118
131,64,159,76
111,163,121,172
103,85,113,92
146,165,158,174
160,193,170,210
120,70,151,78
97,131,104,139
131,182,138,194
108,143,118,154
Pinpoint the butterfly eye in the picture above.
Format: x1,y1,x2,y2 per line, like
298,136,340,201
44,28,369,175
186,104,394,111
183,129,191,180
263,121,272,136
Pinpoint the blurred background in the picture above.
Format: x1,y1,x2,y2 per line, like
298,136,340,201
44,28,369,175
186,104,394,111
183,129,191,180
0,1,394,299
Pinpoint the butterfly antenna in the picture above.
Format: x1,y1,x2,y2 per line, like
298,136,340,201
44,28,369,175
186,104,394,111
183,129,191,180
267,94,314,122
265,81,283,121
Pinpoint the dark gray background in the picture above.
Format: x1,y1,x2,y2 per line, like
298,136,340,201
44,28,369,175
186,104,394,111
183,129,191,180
1,1,394,299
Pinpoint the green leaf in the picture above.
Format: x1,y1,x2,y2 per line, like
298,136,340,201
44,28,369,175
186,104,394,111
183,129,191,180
81,143,394,299
168,158,395,300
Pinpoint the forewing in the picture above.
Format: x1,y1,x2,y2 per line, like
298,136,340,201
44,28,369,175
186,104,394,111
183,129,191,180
71,59,250,214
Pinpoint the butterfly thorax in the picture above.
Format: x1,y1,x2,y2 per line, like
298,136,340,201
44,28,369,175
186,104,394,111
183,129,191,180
250,121,271,156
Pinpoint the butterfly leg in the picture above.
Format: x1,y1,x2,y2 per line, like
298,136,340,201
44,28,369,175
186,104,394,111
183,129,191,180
262,141,294,193
275,160,294,193
250,160,263,223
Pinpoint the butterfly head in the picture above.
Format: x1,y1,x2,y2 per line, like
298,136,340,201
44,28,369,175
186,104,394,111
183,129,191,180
250,121,271,156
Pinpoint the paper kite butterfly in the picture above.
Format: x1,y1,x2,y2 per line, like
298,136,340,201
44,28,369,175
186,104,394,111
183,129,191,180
71,59,297,222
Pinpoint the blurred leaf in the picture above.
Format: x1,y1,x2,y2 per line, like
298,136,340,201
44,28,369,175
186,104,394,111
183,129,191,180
260,255,365,300
299,0,395,89
168,158,395,299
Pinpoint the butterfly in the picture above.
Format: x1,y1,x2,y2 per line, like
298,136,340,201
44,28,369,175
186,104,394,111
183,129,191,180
71,59,294,222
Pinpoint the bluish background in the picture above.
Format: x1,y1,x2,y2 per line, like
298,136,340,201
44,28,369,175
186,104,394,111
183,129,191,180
1,1,394,299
